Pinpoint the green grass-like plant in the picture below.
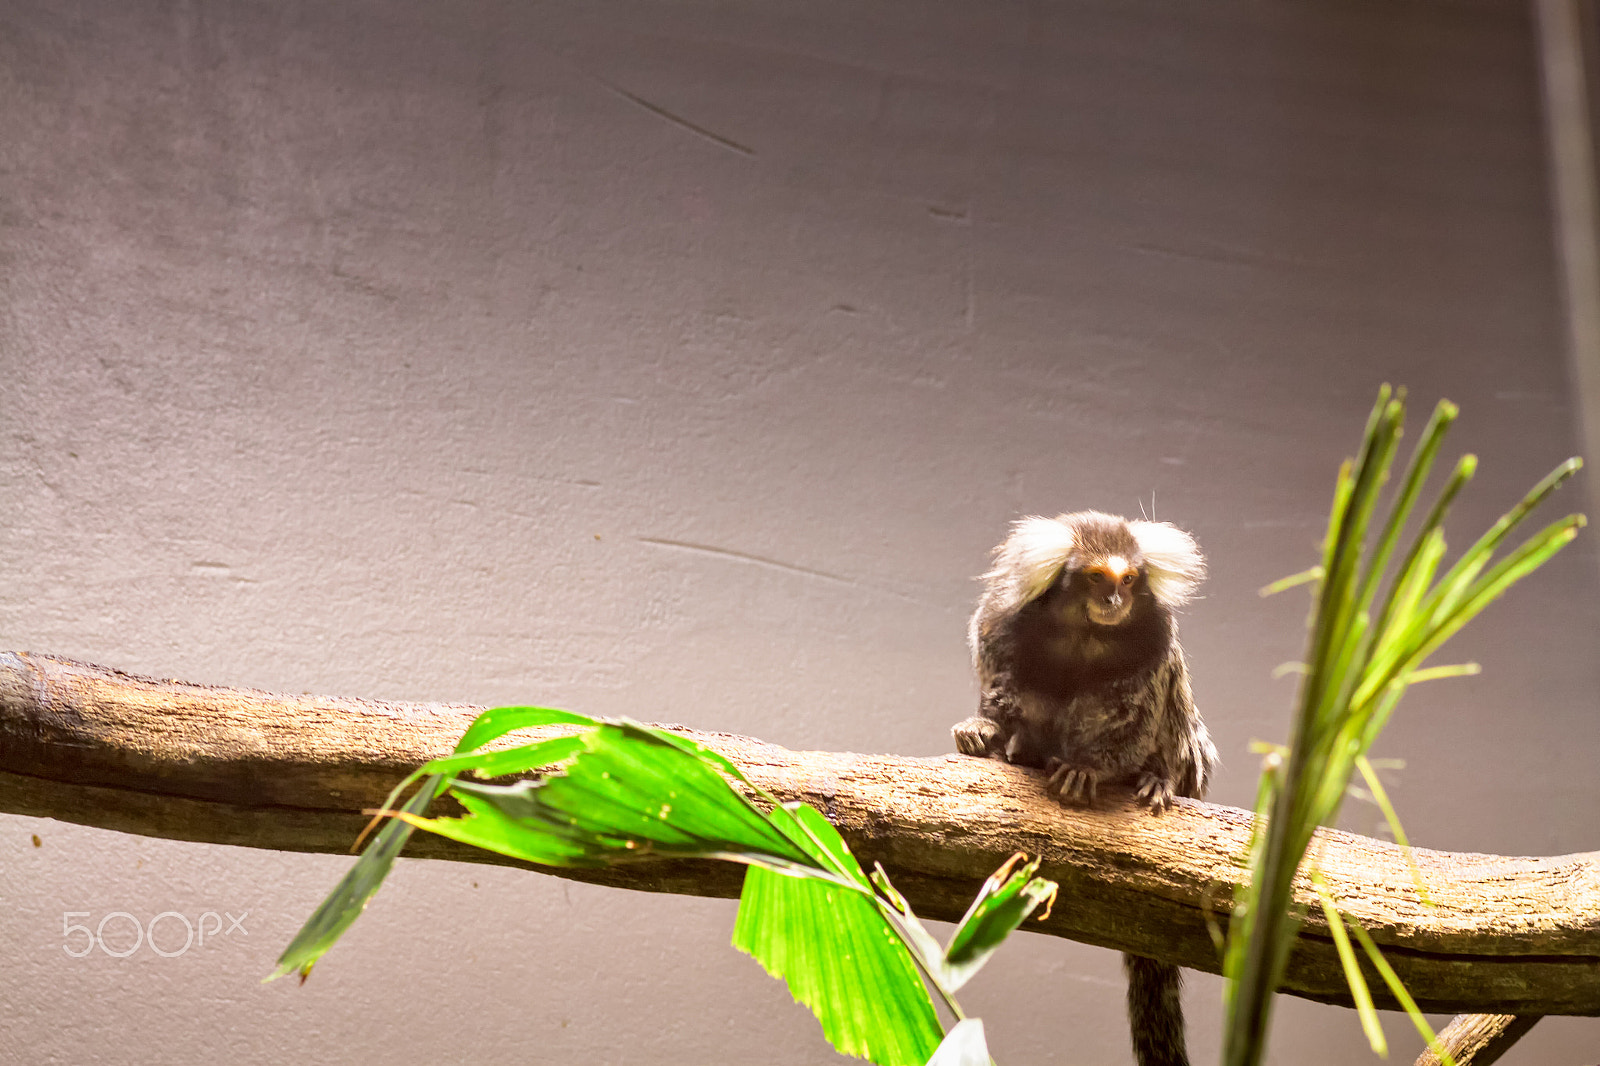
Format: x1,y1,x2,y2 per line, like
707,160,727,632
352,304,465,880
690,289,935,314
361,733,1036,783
1221,387,1584,1066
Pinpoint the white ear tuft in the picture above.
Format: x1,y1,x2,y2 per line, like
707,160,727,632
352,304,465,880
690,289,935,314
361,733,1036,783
1127,520,1206,607
983,515,1078,612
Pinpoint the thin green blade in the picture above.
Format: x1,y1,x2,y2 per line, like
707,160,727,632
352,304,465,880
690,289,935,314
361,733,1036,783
869,863,948,978
1354,754,1433,906
415,734,590,784
786,800,873,889
453,704,598,755
1312,875,1386,1057
942,853,1058,991
268,777,442,981
1347,919,1457,1066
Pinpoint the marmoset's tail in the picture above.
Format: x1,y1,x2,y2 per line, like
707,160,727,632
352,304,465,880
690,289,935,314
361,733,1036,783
1124,953,1189,1066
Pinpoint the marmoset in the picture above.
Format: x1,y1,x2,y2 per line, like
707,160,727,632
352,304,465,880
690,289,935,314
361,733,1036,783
952,511,1215,1066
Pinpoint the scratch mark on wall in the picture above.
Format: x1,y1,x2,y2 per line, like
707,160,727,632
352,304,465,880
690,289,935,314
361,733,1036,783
601,82,755,158
964,253,975,331
639,537,856,584
1240,517,1325,530
638,536,939,607
929,200,976,330
1131,240,1312,272
499,473,604,494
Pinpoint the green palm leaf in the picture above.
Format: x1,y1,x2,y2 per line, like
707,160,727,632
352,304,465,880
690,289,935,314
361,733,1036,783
733,865,945,1065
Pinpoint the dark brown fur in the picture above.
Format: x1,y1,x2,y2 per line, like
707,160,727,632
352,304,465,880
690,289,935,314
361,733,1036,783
952,512,1215,1066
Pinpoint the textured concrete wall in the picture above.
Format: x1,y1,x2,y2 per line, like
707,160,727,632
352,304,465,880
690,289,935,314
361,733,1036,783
2,1,1596,1063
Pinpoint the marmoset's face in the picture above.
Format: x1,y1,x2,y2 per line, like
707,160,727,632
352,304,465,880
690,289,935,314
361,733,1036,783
1064,554,1143,627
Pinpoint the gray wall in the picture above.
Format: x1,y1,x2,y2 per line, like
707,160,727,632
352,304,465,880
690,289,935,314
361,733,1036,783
3,1,1596,1063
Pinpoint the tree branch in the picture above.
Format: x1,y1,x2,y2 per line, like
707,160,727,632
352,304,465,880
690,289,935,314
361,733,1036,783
1412,1014,1541,1066
1,652,1595,1016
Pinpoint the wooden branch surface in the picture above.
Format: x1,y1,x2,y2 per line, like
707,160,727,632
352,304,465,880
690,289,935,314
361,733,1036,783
1412,1014,1541,1066
1,652,1596,1015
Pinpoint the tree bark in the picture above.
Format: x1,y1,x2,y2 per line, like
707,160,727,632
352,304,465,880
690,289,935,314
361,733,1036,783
1411,1014,1542,1066
1,651,1596,1016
